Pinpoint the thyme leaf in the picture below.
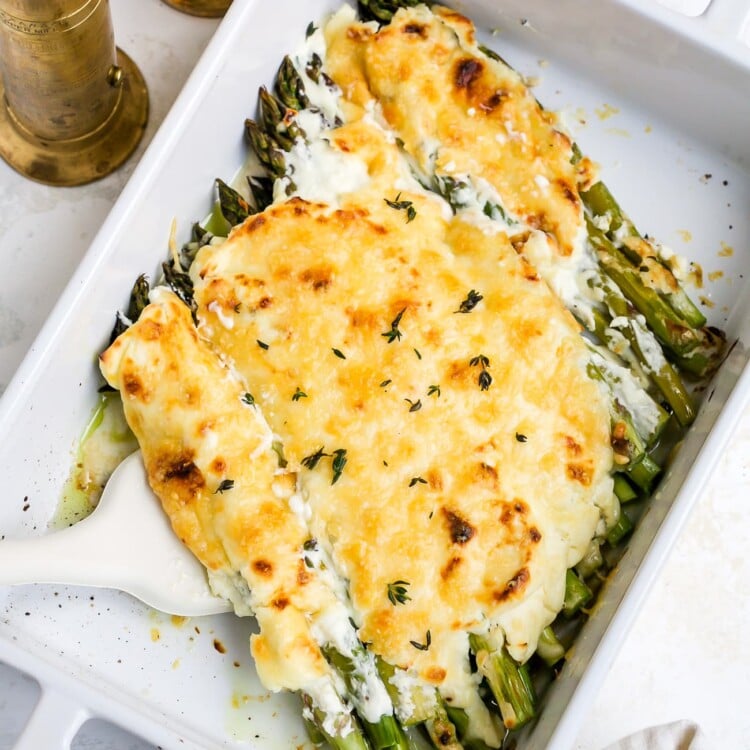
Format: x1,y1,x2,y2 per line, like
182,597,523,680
332,348,346,359
257,339,269,350
382,308,406,343
380,379,392,388
410,630,431,651
301,447,329,470
409,476,427,487
214,479,235,494
427,385,441,398
241,392,256,406
405,398,422,413
515,432,528,443
331,448,348,485
305,21,317,38
456,289,483,314
478,370,493,391
292,387,308,401
469,354,490,368
384,193,417,223
387,580,411,606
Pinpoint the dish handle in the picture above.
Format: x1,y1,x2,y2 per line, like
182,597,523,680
12,686,90,750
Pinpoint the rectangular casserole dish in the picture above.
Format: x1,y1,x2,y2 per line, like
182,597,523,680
0,1,749,748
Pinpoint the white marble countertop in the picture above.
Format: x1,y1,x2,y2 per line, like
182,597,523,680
0,1,748,749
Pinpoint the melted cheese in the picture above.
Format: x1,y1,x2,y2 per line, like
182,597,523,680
99,290,361,735
100,8,620,742
188,115,613,735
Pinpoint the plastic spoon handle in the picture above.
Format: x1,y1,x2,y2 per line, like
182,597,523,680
0,452,231,617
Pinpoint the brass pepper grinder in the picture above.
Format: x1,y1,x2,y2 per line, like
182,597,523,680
0,0,149,186
161,0,231,19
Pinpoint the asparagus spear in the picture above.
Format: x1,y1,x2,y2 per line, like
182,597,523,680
323,646,410,750
581,180,707,329
562,569,593,617
258,85,305,151
215,178,251,227
275,55,310,110
247,175,275,212
535,626,565,667
244,118,288,178
357,0,421,24
302,692,372,750
587,218,723,376
468,635,536,730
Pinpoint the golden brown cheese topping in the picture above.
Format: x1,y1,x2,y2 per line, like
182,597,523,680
99,291,360,723
324,4,590,257
190,118,613,708
100,8,618,738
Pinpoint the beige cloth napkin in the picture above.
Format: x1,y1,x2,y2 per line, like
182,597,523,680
603,721,711,750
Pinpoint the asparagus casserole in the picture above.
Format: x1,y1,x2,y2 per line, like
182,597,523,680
99,2,724,747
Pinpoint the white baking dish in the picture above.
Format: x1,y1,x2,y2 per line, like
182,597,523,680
1,1,749,748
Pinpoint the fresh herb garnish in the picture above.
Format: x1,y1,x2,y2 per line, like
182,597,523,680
305,21,317,38
405,398,422,412
413,348,422,360
469,354,490,368
387,580,411,606
427,385,441,398
382,308,406,343
409,476,427,487
380,379,392,388
384,193,417,223
410,630,431,651
241,392,255,406
292,387,308,401
470,354,492,391
301,447,329,470
214,479,235,494
516,433,528,443
257,339,269,350
332,348,346,359
331,449,348,485
456,289,483,314
303,538,318,551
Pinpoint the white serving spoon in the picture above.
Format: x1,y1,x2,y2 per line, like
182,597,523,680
0,452,232,617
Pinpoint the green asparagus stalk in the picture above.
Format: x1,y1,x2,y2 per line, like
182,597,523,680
215,178,251,227
357,0,421,24
606,508,634,546
575,539,605,579
376,659,435,727
562,569,593,617
585,357,652,469
536,626,565,667
323,647,408,750
587,218,723,376
247,175,275,212
581,180,707,329
302,693,371,750
626,452,661,493
424,702,463,750
592,285,696,426
613,474,638,503
258,86,305,151
469,635,536,730
275,55,310,110
244,118,288,178
109,273,151,343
